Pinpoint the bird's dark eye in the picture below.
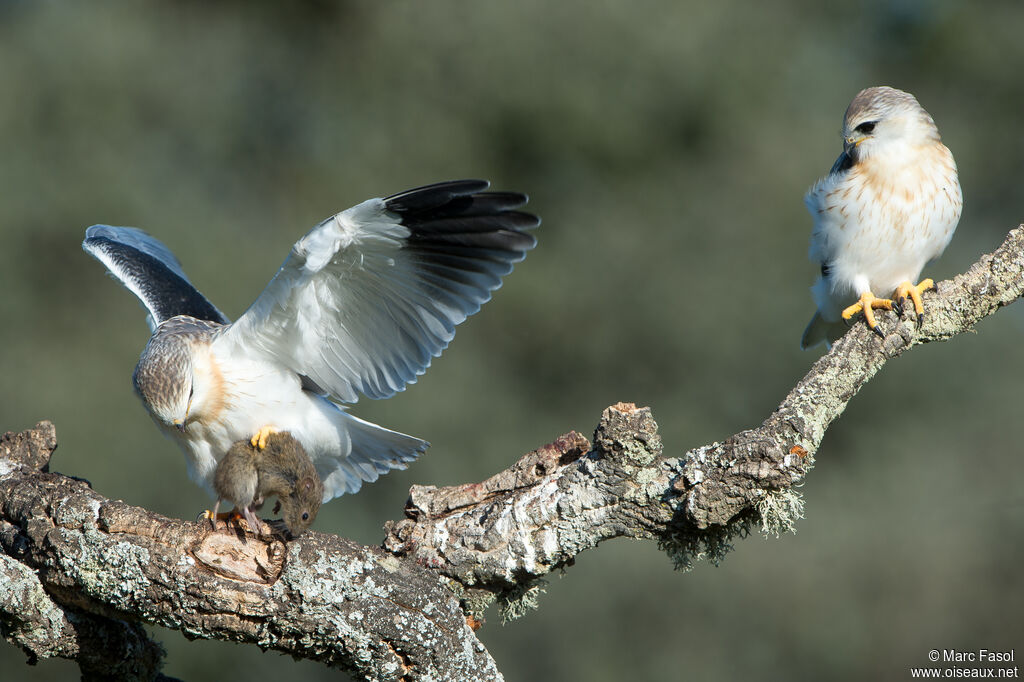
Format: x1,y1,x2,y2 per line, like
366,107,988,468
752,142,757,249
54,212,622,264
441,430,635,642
854,121,876,134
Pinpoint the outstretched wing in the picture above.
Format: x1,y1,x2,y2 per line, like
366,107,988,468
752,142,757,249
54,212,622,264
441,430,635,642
216,179,539,403
83,225,229,330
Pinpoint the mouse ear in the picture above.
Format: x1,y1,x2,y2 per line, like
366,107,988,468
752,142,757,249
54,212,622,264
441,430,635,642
298,477,316,494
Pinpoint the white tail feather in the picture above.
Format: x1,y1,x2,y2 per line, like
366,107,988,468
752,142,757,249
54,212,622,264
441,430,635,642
317,412,427,502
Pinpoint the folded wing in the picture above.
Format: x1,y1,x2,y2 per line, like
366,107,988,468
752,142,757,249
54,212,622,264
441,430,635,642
218,179,539,403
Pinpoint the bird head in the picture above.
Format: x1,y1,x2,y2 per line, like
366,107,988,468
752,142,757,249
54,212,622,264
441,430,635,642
840,86,940,163
132,319,222,432
133,333,195,431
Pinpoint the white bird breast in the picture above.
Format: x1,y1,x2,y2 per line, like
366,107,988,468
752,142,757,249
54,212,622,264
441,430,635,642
807,141,961,321
179,346,350,495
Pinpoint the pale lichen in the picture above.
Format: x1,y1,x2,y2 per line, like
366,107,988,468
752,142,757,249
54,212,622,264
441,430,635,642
0,554,76,659
0,458,17,478
756,489,805,538
447,580,496,621
498,579,548,623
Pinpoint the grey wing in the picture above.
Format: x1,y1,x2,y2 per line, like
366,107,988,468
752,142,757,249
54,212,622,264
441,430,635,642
216,179,539,403
83,225,229,330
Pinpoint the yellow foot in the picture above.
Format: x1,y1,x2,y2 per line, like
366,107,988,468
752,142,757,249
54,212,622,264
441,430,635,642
203,508,239,531
893,279,934,328
250,425,279,450
841,291,894,338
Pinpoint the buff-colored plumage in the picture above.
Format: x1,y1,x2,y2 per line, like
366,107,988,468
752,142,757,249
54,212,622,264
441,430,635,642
801,86,962,348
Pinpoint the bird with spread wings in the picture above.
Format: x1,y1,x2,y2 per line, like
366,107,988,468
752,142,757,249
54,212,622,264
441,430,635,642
83,179,538,508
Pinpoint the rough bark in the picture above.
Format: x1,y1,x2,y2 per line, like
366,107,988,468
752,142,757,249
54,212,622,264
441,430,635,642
0,423,496,681
2,226,1023,680
385,225,1024,586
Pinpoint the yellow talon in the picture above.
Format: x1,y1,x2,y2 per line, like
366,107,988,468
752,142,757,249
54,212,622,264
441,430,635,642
250,425,279,450
204,509,236,530
841,291,893,337
893,278,934,327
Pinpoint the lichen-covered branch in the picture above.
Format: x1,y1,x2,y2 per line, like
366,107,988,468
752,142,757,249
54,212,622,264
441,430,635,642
0,423,497,681
0,423,179,682
384,225,1024,587
2,226,1022,680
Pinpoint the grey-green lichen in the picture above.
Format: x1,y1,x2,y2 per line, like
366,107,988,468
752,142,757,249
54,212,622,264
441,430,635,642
658,518,752,572
756,489,805,537
55,530,152,609
498,579,548,623
443,579,497,622
0,554,76,660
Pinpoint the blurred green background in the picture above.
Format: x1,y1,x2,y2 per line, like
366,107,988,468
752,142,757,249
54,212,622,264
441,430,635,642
2,1,1022,680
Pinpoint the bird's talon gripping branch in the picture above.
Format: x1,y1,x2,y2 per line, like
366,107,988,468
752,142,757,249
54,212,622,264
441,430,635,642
250,426,279,450
213,505,258,535
893,278,934,328
842,291,893,335
203,507,241,531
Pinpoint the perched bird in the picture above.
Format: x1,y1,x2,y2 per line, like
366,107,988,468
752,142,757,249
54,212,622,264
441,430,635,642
83,179,538,510
801,86,962,348
212,430,323,538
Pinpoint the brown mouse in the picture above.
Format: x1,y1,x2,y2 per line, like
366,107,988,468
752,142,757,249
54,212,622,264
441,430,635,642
211,430,323,538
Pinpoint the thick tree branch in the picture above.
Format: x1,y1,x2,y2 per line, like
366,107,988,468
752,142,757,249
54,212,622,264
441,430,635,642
1,423,496,681
384,225,1024,586
0,424,178,681
2,226,1022,680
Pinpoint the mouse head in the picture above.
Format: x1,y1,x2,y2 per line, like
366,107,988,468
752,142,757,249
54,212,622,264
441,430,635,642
280,475,323,537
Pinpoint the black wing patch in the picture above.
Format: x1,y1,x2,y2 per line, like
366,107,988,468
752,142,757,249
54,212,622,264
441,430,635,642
83,226,229,328
385,179,540,294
